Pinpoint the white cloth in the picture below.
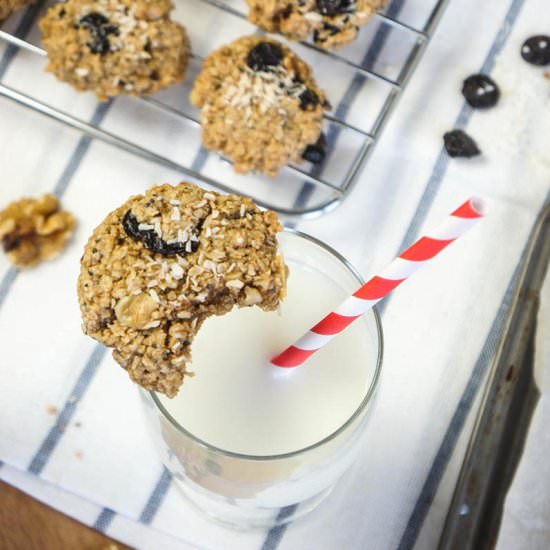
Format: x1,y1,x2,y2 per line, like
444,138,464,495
0,0,549,549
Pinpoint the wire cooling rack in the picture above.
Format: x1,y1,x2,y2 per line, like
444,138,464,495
0,0,449,218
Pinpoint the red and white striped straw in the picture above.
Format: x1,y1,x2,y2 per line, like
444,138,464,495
272,197,486,368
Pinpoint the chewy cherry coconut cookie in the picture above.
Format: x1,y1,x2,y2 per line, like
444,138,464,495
40,0,190,100
77,182,288,397
190,36,331,177
246,0,387,50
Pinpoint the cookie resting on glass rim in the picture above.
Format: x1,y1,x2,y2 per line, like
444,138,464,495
77,182,288,398
190,36,331,177
39,0,190,100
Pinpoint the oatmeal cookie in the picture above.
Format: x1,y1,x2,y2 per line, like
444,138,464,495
246,0,387,49
190,36,330,177
78,182,288,397
40,0,190,101
0,194,76,268
0,0,34,22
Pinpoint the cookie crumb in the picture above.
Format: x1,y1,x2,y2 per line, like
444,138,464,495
46,405,59,415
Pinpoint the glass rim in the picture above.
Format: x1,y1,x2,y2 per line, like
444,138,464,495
148,228,384,462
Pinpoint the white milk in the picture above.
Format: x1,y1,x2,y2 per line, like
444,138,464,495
159,237,375,457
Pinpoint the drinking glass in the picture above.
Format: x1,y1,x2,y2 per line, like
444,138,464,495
141,230,383,529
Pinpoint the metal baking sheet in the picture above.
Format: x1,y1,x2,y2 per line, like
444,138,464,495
438,203,550,550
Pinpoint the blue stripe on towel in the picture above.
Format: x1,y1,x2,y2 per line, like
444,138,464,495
0,2,42,78
91,465,173,533
190,147,210,172
260,506,299,550
139,467,173,525
53,101,112,197
28,345,106,474
0,268,18,310
93,507,117,532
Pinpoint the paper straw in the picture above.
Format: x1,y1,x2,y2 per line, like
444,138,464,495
271,197,486,368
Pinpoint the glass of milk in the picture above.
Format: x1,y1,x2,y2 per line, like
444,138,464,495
141,230,383,529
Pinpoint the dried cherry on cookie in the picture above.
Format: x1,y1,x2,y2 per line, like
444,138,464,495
77,12,119,55
315,0,354,16
299,88,320,110
302,133,327,163
246,42,284,71
122,210,199,257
